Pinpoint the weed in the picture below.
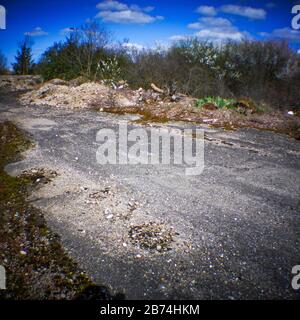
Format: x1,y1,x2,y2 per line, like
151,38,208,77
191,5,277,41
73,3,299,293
196,96,236,109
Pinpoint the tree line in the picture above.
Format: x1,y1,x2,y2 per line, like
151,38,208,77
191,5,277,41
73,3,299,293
1,21,300,108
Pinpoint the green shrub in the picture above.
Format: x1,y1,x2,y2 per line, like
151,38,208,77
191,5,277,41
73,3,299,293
96,56,121,87
124,39,300,109
196,96,236,109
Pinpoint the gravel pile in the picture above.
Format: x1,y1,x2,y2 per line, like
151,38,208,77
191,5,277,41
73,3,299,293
19,81,136,110
18,77,193,112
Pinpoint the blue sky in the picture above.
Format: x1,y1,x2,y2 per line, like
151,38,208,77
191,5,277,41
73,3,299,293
0,0,300,65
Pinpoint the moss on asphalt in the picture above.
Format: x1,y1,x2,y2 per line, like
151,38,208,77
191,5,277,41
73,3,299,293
0,121,103,299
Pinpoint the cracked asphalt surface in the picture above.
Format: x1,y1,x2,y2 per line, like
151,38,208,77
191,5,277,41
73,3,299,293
1,93,300,299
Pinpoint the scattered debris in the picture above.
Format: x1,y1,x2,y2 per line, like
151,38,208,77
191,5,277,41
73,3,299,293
85,188,112,205
202,103,218,111
16,78,300,139
84,187,136,222
233,99,258,115
47,78,68,86
151,83,165,94
202,118,217,124
129,222,177,252
20,168,58,185
19,78,192,111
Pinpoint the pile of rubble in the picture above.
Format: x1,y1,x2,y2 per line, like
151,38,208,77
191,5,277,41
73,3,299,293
18,78,191,111
19,81,137,109
131,83,187,104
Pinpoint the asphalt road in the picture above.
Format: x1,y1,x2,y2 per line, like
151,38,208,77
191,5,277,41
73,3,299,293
1,93,300,299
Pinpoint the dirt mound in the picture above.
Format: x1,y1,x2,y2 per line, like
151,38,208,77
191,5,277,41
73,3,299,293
19,79,194,111
19,81,138,110
0,75,43,92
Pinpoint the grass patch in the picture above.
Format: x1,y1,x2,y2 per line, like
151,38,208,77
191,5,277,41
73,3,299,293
196,96,261,116
196,97,236,109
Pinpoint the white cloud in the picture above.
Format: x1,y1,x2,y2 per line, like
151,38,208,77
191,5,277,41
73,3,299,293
170,28,247,43
196,5,217,16
220,5,266,20
95,1,163,24
122,42,145,51
186,16,248,43
194,28,246,42
174,4,259,44
188,17,232,29
260,27,300,42
144,6,155,13
60,27,76,35
153,40,170,52
169,35,189,41
96,0,128,11
97,1,155,12
258,32,268,37
24,27,48,37
170,29,247,43
97,10,163,24
297,49,300,54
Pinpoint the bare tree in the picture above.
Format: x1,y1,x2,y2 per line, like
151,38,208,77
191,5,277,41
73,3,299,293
65,20,112,79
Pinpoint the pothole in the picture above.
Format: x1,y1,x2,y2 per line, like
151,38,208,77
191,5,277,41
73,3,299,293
20,168,58,185
129,222,178,252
